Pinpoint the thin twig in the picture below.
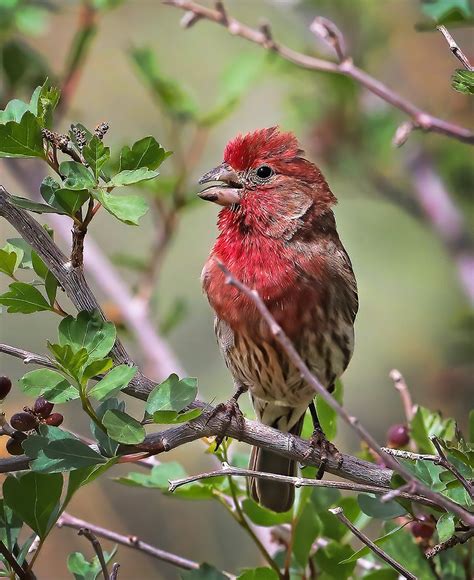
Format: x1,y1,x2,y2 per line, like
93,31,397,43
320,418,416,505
437,26,473,71
425,527,474,559
57,513,206,573
389,369,415,422
217,260,474,527
168,462,439,508
0,540,33,580
431,436,474,501
380,447,439,462
109,563,120,580
164,0,474,145
78,528,110,580
329,507,416,579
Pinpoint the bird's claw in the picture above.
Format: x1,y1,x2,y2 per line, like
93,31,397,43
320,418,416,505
303,427,342,479
207,398,245,450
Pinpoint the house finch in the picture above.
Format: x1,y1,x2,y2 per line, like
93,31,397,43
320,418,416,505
199,127,358,512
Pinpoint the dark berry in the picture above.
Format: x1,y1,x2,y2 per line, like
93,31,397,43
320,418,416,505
387,424,410,448
10,412,38,432
6,432,27,456
0,376,12,399
33,396,54,418
411,515,434,539
45,413,63,427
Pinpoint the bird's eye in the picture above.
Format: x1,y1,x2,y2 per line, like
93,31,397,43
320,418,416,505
256,165,273,179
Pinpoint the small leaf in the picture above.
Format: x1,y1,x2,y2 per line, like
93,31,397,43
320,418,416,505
3,472,63,538
241,499,292,527
102,409,145,444
47,343,89,378
58,311,116,361
436,512,455,542
41,176,89,216
119,136,168,171
0,282,51,313
0,249,19,277
358,494,406,519
108,168,159,187
88,364,137,400
83,135,110,179
82,358,113,382
59,161,96,190
19,369,79,403
97,190,149,225
0,111,44,158
152,408,202,424
181,564,228,580
92,398,124,457
452,69,474,95
340,524,406,564
9,195,66,214
146,374,197,415
44,271,59,306
237,569,279,580
293,501,322,566
44,439,106,470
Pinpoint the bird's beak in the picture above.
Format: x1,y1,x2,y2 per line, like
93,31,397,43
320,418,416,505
198,163,242,206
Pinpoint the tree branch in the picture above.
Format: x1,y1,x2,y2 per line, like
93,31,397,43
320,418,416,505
77,528,110,580
57,513,205,573
431,436,474,501
437,26,473,71
329,507,416,579
168,462,440,509
425,527,474,559
164,0,474,145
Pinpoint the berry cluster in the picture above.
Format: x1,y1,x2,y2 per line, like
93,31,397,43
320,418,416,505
0,376,64,456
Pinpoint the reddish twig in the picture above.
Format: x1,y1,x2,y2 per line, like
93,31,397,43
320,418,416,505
165,0,474,145
389,369,415,422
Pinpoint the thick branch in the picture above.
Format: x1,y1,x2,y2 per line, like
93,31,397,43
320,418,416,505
329,507,416,579
165,0,474,145
57,513,202,573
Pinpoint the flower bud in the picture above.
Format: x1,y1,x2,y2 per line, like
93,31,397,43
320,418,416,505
411,515,434,539
10,412,38,432
0,376,12,399
33,396,54,418
6,432,27,456
387,424,409,448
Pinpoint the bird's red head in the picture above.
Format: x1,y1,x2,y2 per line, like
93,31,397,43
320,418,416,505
198,127,336,238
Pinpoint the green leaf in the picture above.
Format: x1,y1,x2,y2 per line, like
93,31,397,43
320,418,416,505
146,374,197,415
58,311,116,361
19,368,79,403
45,271,59,306
0,99,30,124
452,69,474,95
0,249,19,277
91,398,124,457
358,493,406,519
0,499,23,554
96,190,148,225
82,358,113,382
181,564,228,580
293,501,322,566
37,82,60,128
237,569,279,580
108,168,159,187
436,512,455,542
315,379,343,440
340,524,407,564
43,439,106,471
3,472,63,538
421,0,472,24
313,541,355,579
241,499,292,527
152,408,202,424
119,136,168,171
83,135,110,179
102,409,145,444
410,406,456,453
0,111,44,158
60,161,96,190
47,343,89,379
32,251,48,279
5,238,33,269
67,546,117,580
41,176,89,216
9,195,66,215
88,364,137,400
130,47,198,121
0,281,51,313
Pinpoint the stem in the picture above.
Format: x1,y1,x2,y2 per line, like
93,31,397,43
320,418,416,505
0,540,33,580
78,528,109,580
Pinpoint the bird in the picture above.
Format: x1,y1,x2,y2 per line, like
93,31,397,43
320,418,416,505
199,127,358,512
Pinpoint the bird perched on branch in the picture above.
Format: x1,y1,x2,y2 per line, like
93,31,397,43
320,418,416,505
199,127,358,512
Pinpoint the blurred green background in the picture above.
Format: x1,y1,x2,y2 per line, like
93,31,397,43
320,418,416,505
0,0,473,577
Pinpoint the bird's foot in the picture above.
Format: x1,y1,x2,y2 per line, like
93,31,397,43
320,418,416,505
206,396,246,450
304,426,343,479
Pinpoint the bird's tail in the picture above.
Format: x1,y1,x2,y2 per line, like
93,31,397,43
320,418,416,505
248,400,306,513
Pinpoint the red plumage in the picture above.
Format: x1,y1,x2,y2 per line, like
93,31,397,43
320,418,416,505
200,127,358,512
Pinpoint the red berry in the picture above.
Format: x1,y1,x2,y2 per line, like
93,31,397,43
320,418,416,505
33,396,54,418
0,376,12,399
411,516,434,539
45,413,63,427
10,412,38,432
6,432,27,456
387,424,410,448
